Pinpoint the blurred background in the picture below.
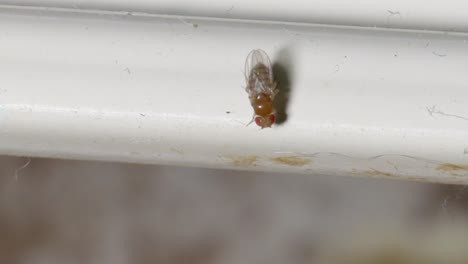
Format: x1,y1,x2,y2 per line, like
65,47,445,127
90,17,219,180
1,155,468,264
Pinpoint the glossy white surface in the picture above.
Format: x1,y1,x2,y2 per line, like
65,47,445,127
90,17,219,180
1,6,468,184
1,0,468,32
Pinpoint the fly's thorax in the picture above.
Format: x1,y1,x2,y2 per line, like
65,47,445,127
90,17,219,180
247,63,274,90
252,63,271,80
252,93,274,117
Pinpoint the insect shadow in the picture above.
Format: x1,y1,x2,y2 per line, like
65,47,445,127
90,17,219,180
272,47,294,125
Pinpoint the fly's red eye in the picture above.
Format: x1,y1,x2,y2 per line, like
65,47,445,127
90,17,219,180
255,116,263,127
269,114,275,124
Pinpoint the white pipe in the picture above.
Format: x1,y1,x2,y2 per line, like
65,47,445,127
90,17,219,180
1,6,468,184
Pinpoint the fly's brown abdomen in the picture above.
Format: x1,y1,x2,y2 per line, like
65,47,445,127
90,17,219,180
252,93,274,117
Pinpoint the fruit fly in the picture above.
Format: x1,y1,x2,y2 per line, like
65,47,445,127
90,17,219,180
244,49,278,128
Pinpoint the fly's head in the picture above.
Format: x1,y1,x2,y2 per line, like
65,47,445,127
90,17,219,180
254,114,276,128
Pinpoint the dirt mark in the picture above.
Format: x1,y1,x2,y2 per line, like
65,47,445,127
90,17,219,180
228,156,258,167
270,156,312,166
361,168,396,178
436,163,468,172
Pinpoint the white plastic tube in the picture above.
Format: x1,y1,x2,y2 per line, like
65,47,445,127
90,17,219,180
1,6,468,184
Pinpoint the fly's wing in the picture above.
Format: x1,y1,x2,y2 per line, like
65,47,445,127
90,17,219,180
244,49,275,95
244,49,273,81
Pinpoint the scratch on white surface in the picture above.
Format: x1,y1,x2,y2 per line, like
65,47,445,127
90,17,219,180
432,51,447,57
386,10,402,26
426,105,436,116
332,64,340,74
387,10,401,16
387,161,401,172
177,17,197,28
281,27,303,40
331,57,347,74
426,105,468,122
14,158,31,181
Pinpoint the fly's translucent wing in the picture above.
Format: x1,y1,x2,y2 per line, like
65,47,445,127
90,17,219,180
244,49,273,81
244,49,275,95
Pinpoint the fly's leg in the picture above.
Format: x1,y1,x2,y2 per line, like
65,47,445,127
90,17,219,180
246,114,256,126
